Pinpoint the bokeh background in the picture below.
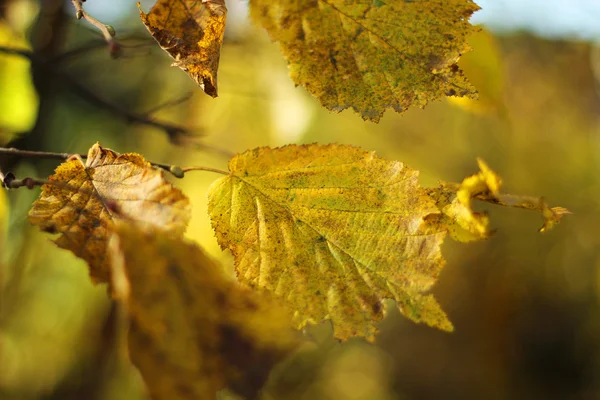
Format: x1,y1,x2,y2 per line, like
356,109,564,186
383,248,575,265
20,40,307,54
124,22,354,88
1,0,600,399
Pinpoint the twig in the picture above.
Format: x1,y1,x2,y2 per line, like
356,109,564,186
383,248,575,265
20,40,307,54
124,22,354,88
144,92,194,116
0,147,231,179
71,0,116,44
51,35,156,64
0,146,174,174
0,171,45,189
0,46,213,148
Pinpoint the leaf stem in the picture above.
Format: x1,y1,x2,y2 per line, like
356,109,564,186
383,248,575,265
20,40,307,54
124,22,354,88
0,46,211,146
437,180,571,232
180,166,230,176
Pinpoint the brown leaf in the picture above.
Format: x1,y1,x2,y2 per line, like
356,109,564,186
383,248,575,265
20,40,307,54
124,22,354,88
28,143,191,283
139,0,227,97
109,223,299,400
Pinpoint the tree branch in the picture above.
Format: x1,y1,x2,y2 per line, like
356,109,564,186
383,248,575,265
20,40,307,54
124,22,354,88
0,147,231,179
0,147,176,175
0,45,217,149
71,0,119,57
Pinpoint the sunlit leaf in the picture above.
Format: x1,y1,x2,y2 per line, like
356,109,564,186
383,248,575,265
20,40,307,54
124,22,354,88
426,158,500,242
28,143,191,283
426,159,570,241
140,0,227,97
208,144,451,341
109,223,299,400
250,0,480,121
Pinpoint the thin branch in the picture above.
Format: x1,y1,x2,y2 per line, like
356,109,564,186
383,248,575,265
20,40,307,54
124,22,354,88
144,92,194,116
0,147,231,179
0,146,174,174
0,170,124,221
51,35,156,64
0,46,213,149
71,0,116,44
0,172,45,189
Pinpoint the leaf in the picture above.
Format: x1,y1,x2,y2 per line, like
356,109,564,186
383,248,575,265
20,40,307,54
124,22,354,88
140,0,227,97
28,143,191,283
109,223,299,400
249,0,480,121
208,144,451,341
426,158,501,242
426,159,570,241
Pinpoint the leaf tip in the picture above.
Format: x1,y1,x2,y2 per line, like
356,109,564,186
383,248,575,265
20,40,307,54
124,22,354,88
539,203,571,232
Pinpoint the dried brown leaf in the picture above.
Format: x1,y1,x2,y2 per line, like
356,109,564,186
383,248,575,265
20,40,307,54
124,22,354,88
140,0,227,97
28,143,191,283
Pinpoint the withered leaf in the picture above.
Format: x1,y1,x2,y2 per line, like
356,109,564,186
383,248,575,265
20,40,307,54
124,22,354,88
208,144,451,341
250,0,480,121
109,223,299,400
28,143,190,283
426,158,500,242
140,0,227,97
426,159,570,241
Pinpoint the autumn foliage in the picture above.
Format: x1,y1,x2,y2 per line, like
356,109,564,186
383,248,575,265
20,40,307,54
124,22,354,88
0,0,572,399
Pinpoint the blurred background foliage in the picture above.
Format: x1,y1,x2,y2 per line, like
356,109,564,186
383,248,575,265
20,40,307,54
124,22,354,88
0,0,599,399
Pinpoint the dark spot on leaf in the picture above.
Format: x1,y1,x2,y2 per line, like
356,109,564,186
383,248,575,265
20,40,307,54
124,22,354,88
42,224,58,234
372,301,383,316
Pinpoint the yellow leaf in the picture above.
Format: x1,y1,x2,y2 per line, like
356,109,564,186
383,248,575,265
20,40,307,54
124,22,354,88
427,158,500,242
139,0,227,97
250,0,480,121
109,223,299,400
426,159,569,241
28,143,191,283
208,144,451,341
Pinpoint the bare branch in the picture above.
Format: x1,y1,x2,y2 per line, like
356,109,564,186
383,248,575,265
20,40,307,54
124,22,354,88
0,147,233,180
0,45,208,147
0,147,176,177
71,0,120,57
